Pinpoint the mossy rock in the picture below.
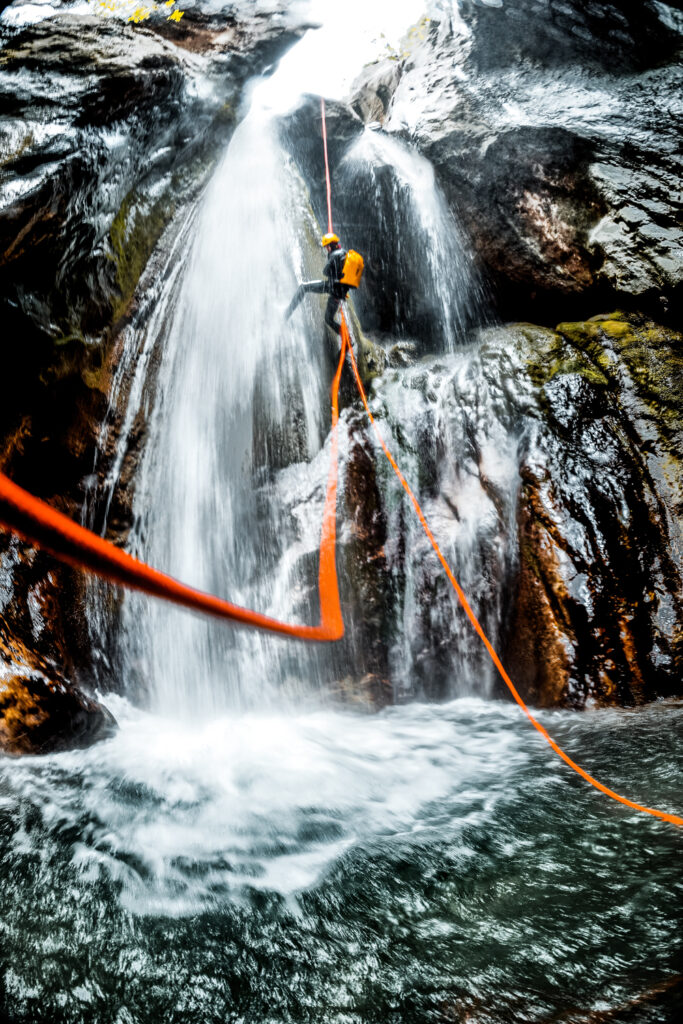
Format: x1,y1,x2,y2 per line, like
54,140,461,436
505,310,682,706
108,189,175,325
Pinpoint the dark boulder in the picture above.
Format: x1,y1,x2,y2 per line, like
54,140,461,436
0,607,116,756
0,670,116,756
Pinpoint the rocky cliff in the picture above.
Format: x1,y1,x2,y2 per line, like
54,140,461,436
351,0,683,323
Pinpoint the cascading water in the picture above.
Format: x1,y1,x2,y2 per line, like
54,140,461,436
104,100,493,715
2,6,682,1023
117,110,336,716
336,128,486,349
368,339,525,700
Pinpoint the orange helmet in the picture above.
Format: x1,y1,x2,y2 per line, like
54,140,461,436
321,232,339,247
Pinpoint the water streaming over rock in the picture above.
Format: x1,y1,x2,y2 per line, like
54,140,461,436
335,127,486,348
115,111,338,716
367,340,525,700
89,65,490,715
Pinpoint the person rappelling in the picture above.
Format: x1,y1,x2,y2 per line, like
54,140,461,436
285,232,364,336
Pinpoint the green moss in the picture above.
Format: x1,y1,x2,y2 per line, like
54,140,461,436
108,190,174,323
554,313,683,433
523,323,608,390
555,320,601,346
599,319,631,339
523,312,683,451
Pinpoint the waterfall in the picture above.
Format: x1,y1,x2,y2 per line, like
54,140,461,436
116,111,341,716
81,5,512,716
88,116,510,712
366,336,525,700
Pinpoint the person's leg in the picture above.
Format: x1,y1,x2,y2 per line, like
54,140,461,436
284,280,325,320
324,294,341,335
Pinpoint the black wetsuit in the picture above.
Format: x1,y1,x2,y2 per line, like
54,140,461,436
285,246,350,335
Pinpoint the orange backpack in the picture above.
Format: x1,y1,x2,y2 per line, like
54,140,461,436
340,250,364,288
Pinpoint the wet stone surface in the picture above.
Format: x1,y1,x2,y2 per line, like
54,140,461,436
353,312,682,707
350,0,683,321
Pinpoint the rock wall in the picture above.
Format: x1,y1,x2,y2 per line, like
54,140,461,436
504,313,682,706
351,0,683,323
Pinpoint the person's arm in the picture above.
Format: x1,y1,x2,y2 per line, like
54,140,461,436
324,250,346,282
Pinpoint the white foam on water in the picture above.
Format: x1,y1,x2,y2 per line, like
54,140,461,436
2,696,529,915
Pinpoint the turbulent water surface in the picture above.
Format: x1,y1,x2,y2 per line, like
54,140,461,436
1,698,682,1023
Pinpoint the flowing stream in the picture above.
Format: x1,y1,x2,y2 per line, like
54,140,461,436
1,4,682,1023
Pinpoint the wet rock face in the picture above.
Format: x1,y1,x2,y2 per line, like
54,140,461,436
352,312,681,708
0,530,116,752
352,0,683,321
0,9,303,347
0,602,115,755
455,0,678,71
0,670,115,756
505,313,682,706
278,95,364,234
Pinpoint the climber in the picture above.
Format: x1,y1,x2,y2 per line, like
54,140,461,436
285,233,359,336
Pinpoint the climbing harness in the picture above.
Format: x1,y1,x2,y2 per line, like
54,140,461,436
0,97,679,829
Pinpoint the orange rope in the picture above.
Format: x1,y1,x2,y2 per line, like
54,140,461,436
320,97,334,234
341,312,682,827
0,98,348,643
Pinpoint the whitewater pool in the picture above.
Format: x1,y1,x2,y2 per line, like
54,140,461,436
1,697,681,1023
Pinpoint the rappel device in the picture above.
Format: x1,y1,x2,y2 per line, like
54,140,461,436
340,250,364,288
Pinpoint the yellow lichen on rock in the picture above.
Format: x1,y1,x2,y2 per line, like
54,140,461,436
128,6,152,22
88,0,185,25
